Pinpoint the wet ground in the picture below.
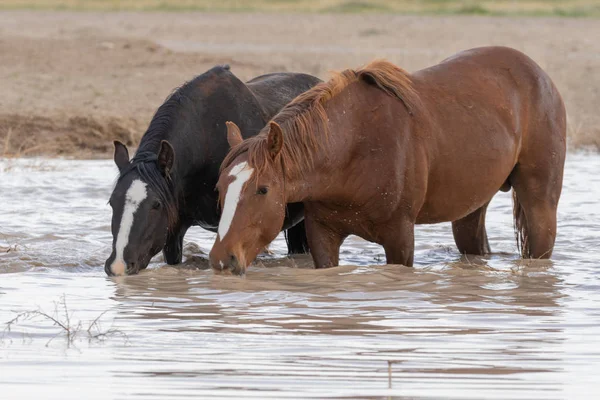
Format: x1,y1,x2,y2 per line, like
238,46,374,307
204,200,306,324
1,154,599,399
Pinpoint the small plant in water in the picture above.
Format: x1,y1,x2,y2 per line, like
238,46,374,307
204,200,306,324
1,243,18,253
0,229,22,253
2,295,127,347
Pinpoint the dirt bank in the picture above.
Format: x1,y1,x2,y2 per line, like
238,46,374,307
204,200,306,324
1,11,599,157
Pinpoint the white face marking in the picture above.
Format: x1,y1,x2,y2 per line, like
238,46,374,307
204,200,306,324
110,179,148,276
218,161,254,241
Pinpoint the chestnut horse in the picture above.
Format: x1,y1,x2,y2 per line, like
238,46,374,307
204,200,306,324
209,46,566,275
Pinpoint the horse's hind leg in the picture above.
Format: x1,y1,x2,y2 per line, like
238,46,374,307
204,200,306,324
510,161,563,259
285,220,310,254
452,202,491,255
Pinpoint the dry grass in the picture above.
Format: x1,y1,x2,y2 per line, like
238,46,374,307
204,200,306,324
2,127,12,157
0,228,21,253
0,114,143,158
1,0,600,16
2,295,128,347
1,10,599,156
1,243,19,253
568,119,600,151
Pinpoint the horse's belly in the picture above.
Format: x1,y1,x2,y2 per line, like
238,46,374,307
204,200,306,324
416,153,515,224
196,221,218,232
417,186,503,224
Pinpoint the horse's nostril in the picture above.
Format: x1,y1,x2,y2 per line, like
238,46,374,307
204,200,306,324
210,254,239,273
127,262,136,273
229,254,240,272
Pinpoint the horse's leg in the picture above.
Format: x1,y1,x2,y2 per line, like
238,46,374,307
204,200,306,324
452,202,491,255
304,212,346,268
163,222,190,265
382,218,415,267
285,220,310,254
510,163,562,259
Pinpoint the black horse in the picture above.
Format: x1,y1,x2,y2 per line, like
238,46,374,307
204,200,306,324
105,65,320,275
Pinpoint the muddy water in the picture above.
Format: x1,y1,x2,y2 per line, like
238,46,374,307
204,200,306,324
1,154,599,399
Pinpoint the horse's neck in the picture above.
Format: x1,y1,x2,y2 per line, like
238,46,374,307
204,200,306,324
285,92,365,204
285,133,349,204
138,97,207,178
136,136,189,194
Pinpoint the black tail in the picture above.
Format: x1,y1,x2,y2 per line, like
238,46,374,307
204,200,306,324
284,220,310,255
513,190,530,258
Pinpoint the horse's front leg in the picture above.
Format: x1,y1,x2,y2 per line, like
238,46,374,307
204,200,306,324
304,210,346,269
285,220,310,255
163,221,190,265
382,218,415,267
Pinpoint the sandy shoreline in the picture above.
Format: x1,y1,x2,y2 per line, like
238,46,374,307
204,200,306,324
1,11,598,157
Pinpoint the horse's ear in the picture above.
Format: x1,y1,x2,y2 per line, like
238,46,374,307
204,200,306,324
225,121,243,148
267,121,283,159
113,140,130,172
158,140,175,176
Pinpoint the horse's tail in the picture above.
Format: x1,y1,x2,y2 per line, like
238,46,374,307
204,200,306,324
512,190,530,258
284,220,310,255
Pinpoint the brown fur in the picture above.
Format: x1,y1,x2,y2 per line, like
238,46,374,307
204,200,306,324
221,60,417,181
211,47,566,273
513,190,530,258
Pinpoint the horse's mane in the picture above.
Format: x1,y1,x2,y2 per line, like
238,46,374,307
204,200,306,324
116,65,232,229
117,152,178,231
115,91,187,231
138,64,231,152
221,60,418,181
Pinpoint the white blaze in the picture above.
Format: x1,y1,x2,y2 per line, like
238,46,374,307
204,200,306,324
110,179,148,276
218,161,254,241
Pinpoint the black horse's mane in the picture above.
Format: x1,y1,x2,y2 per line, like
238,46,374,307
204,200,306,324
118,151,179,231
116,65,232,231
138,89,187,151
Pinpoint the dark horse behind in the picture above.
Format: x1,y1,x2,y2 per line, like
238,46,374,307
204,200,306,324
105,65,320,275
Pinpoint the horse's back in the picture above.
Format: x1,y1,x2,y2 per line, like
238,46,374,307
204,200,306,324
409,46,566,223
247,72,322,118
420,46,566,133
434,46,567,179
413,45,566,158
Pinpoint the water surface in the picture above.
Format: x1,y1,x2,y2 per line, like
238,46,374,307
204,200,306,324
1,154,599,399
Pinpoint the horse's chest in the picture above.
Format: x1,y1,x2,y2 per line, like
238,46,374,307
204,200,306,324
184,190,220,230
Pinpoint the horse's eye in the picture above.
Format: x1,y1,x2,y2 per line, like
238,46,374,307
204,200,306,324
256,187,268,195
152,200,162,210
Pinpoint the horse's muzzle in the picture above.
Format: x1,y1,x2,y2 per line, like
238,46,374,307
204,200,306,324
210,253,245,276
104,258,141,276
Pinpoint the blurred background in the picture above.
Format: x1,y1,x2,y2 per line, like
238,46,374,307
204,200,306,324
2,3,600,399
1,0,599,157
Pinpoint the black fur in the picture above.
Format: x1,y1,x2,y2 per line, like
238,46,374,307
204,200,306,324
105,66,320,275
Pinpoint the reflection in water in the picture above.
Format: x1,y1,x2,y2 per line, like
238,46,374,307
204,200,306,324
1,154,599,398
103,260,567,398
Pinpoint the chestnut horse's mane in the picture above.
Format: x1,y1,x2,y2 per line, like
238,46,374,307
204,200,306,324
221,60,418,180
